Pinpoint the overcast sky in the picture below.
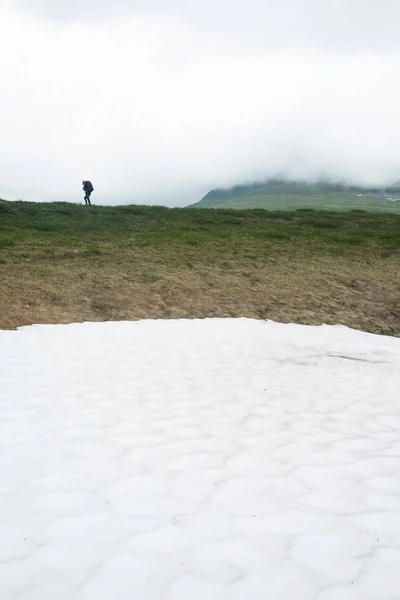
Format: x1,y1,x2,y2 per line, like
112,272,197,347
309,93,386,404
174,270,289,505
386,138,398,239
1,0,400,205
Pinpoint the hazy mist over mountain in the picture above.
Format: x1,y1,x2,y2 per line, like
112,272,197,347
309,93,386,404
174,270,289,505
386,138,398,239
1,0,400,205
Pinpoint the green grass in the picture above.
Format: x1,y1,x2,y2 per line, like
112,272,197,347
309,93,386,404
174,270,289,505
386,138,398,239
0,237,15,248
1,200,399,254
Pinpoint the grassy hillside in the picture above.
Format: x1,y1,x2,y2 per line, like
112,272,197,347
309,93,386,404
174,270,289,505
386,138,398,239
1,199,400,335
190,179,400,212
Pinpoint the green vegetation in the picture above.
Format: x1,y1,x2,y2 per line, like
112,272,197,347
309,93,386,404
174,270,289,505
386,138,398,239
1,199,399,335
1,199,399,250
190,179,400,213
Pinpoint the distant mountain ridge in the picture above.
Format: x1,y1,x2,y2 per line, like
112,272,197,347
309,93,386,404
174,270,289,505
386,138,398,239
188,179,400,213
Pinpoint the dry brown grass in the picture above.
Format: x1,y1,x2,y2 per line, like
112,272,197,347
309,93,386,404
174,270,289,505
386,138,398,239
1,243,399,335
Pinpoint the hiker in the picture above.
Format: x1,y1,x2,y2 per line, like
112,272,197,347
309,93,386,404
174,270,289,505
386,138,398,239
82,181,94,205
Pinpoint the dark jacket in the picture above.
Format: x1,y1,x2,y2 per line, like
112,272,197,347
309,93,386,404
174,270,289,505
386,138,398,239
83,181,94,193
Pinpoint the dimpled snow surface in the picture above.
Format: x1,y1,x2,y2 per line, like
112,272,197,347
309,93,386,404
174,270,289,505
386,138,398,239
1,318,400,600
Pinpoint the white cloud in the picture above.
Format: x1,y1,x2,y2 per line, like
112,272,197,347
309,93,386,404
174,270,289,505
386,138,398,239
1,0,400,205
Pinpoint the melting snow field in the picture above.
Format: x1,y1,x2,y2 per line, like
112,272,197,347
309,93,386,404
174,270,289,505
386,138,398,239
1,318,400,600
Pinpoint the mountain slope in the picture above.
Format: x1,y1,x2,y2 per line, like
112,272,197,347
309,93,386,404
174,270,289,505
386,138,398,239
189,179,400,213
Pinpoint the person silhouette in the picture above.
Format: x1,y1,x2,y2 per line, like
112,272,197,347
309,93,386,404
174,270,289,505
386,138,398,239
82,181,94,205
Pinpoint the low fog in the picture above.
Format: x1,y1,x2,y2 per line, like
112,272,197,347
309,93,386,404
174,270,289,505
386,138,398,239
1,0,400,205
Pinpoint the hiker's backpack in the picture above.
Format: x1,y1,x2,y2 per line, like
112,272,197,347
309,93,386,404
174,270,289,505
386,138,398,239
86,181,94,193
